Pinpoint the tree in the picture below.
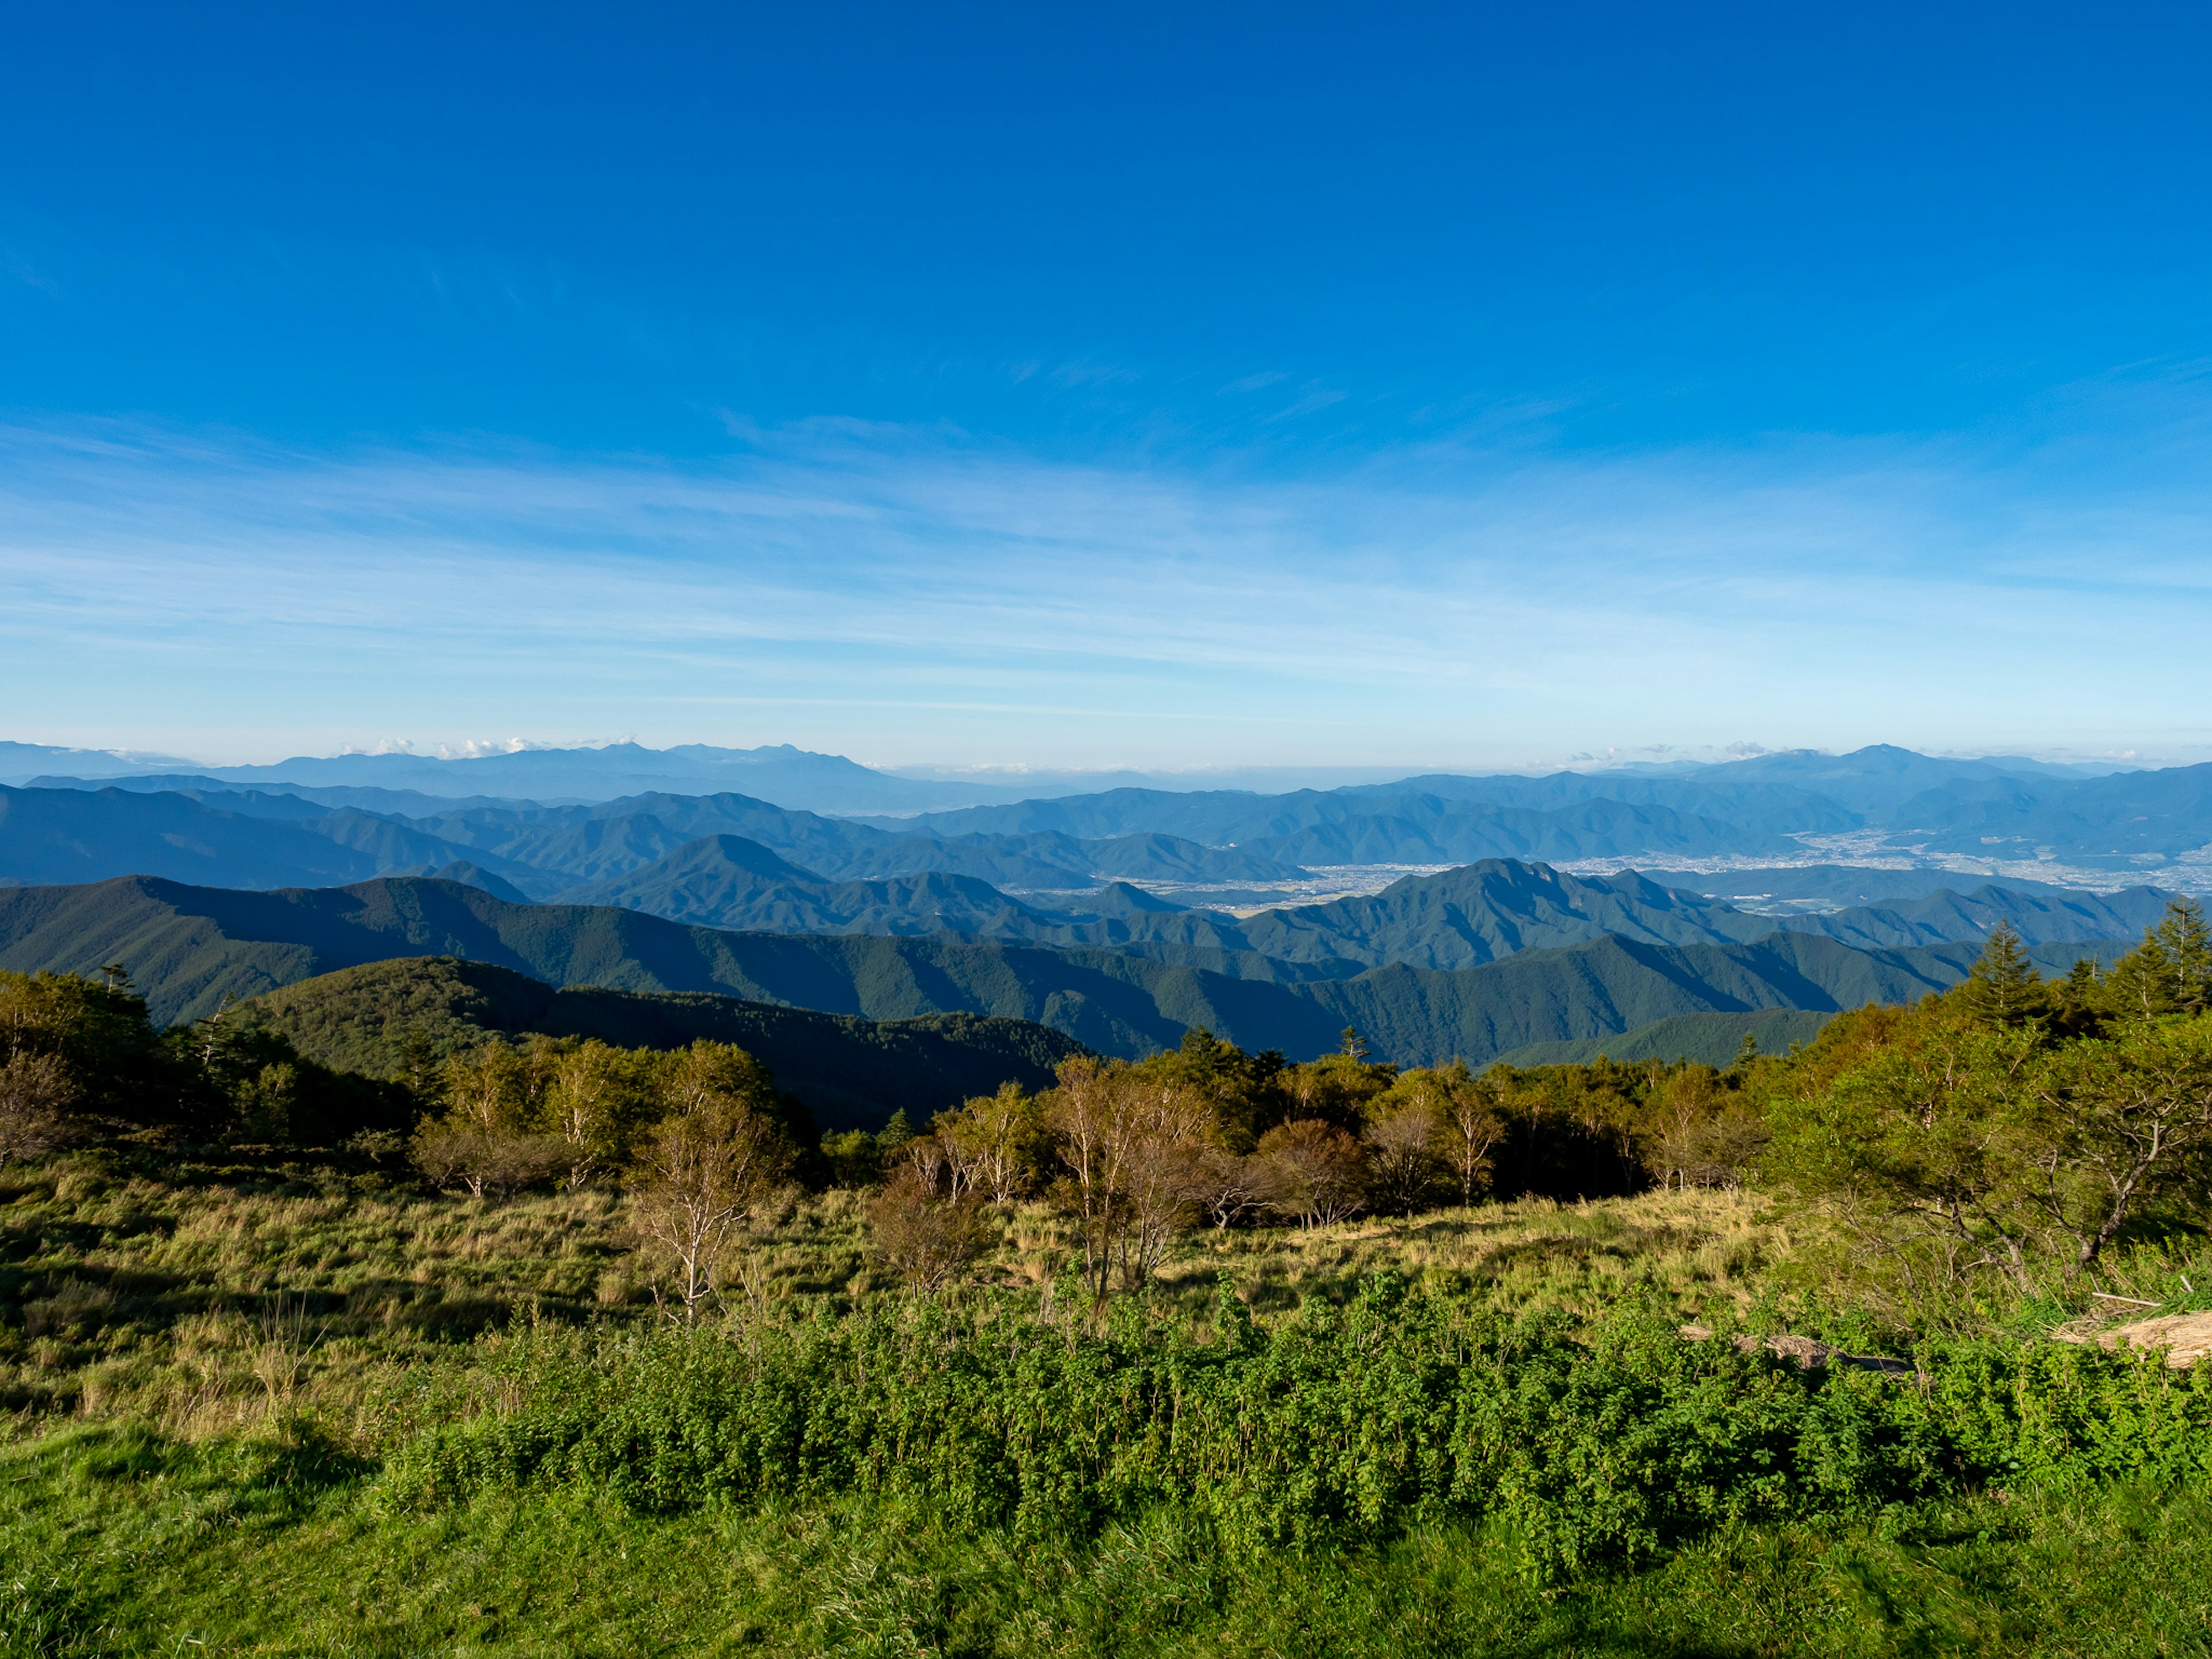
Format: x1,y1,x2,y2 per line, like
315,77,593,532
630,1072,791,1323
1765,1013,2046,1293
1044,1056,1211,1299
410,1043,566,1198
1642,1066,1766,1191
933,1082,1043,1206
1959,921,2043,1025
1363,1093,1447,1218
1387,1063,1505,1208
866,1166,996,1292
1184,1146,1266,1230
544,1040,646,1191
1255,1119,1368,1229
2105,899,2212,1021
0,969,175,1126
2022,1016,2212,1274
0,1050,74,1169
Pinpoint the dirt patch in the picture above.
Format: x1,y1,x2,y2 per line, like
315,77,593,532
2058,1310,2212,1369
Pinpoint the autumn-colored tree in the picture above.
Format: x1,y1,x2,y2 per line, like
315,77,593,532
866,1166,996,1292
631,1048,792,1322
1255,1118,1368,1229
1045,1056,1211,1298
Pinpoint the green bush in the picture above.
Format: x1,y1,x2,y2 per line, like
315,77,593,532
382,1278,2172,1578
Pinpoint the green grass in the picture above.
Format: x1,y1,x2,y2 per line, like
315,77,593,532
6,1424,2212,1656
2,1145,1793,1434
12,1150,2212,1653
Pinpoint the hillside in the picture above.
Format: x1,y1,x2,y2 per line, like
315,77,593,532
237,956,1085,1130
539,844,2170,972
7,782,1306,896
1493,1009,1834,1069
0,783,523,890
555,834,1072,934
0,873,2130,1067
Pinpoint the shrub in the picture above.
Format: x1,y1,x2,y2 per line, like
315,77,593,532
375,1279,2212,1580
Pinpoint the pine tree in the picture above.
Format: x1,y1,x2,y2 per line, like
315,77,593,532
2154,896,2212,1014
2102,900,2210,1021
1961,920,2041,1023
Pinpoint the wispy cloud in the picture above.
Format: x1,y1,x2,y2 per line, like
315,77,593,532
1,409,2210,767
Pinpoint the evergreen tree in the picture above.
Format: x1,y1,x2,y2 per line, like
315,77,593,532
1960,920,2041,1024
2103,897,2210,1020
2155,896,2212,1013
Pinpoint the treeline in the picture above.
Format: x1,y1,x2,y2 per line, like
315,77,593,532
1760,900,2212,1304
0,967,410,1168
12,897,2212,1318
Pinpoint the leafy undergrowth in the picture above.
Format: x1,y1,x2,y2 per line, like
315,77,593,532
5,1424,2211,1657
1,1148,1785,1437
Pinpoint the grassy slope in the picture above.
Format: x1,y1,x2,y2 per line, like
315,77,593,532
9,1436,2212,1657
7,1152,2212,1654
238,956,1088,1130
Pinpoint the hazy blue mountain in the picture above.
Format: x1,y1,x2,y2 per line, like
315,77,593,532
0,873,2128,1064
1697,745,2113,820
29,773,539,816
1781,882,2176,950
0,782,1301,899
0,741,197,784
392,792,1298,890
1637,864,2086,909
1338,773,1859,836
184,741,1030,813
556,835,1075,937
1899,762,2212,860
408,862,535,903
1214,863,1771,967
882,787,1802,862
0,785,522,892
528,841,2173,974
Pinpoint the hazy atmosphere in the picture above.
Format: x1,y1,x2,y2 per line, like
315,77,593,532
7,6,2212,768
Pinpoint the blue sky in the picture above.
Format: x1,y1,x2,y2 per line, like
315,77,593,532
4,2,2211,772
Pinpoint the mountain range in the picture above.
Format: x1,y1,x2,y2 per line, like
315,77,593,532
1,739,2195,1094
20,742,2212,887
0,874,2133,1074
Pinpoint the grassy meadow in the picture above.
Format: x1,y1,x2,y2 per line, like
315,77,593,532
8,1141,2212,1656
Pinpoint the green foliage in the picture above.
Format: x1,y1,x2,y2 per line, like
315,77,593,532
238,955,1086,1131
377,1282,2212,1583
1762,916,2212,1305
1960,919,2044,1024
0,969,179,1124
13,1426,2212,1656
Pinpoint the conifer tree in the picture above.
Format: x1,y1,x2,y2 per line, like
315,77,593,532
2154,896,2212,1013
1961,920,2040,1023
2104,897,2211,1020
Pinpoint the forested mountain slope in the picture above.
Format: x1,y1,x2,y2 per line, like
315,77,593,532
0,873,2126,1066
0,784,532,891
546,842,2176,970
5,783,1304,896
861,786,1805,862
237,956,1084,1130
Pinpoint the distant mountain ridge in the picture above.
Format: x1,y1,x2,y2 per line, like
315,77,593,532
533,837,2178,971
0,873,2131,1066
14,740,2212,891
